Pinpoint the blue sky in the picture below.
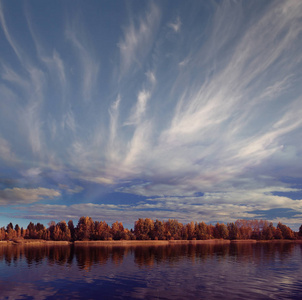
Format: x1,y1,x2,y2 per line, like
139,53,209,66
0,0,302,230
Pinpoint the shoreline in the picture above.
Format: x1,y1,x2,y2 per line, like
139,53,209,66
1,239,302,247
74,239,231,246
0,239,71,246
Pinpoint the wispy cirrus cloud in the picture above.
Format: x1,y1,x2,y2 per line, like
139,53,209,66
107,95,122,164
0,136,17,163
143,0,302,189
0,11,57,164
25,6,67,90
1,63,48,159
0,1,24,62
0,0,302,228
118,2,160,76
65,13,99,102
124,90,150,126
168,16,181,33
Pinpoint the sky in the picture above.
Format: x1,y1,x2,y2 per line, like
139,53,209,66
0,0,302,230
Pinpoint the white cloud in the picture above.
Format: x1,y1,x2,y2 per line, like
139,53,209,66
58,184,83,194
78,175,114,185
40,50,67,100
23,97,44,155
65,17,99,102
0,136,17,163
62,110,76,133
0,1,23,62
145,70,156,86
0,187,61,205
20,168,42,178
118,2,160,75
1,63,29,89
115,181,302,226
137,0,302,196
12,188,302,229
123,121,152,169
178,57,190,67
125,90,150,126
1,1,302,227
168,17,181,33
25,6,67,91
107,95,122,163
259,75,293,101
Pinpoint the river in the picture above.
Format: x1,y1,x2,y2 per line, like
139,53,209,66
0,242,301,299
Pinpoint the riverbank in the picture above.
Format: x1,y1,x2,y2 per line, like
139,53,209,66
0,239,71,246
74,239,302,246
74,239,231,247
0,239,231,247
1,239,301,247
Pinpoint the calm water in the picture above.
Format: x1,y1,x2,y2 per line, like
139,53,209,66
0,242,302,299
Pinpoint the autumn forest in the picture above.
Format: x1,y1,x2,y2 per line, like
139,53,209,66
1,217,302,242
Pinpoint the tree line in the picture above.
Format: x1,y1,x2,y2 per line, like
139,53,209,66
1,217,302,242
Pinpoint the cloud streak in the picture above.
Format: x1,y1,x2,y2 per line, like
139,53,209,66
0,1,302,227
118,2,160,76
65,16,100,102
0,1,24,62
168,16,181,33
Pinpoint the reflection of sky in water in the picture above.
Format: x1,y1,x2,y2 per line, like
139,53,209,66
0,244,302,299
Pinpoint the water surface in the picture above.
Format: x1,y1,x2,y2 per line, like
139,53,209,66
0,242,301,299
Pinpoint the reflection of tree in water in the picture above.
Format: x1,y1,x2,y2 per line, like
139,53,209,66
133,243,299,267
46,246,73,266
133,244,231,267
75,246,109,270
0,245,72,267
0,242,299,269
111,247,128,265
74,246,130,270
191,244,230,262
134,246,157,267
25,246,46,266
228,242,295,266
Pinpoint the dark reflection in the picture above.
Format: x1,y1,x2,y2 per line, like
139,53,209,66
47,245,73,266
0,242,302,299
132,242,297,267
74,246,130,270
229,242,295,263
0,244,73,267
133,243,231,267
0,242,297,269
